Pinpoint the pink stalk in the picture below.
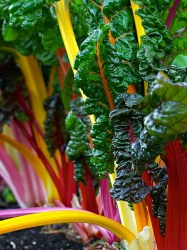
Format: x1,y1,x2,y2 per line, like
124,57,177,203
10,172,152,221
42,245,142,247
0,207,86,218
72,223,91,242
166,0,180,29
11,121,46,206
100,179,120,243
13,118,66,203
16,89,61,172
0,157,26,208
16,89,44,138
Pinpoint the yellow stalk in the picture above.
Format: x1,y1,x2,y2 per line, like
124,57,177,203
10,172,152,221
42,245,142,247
130,1,148,96
110,170,137,234
16,54,60,171
55,2,78,74
130,1,150,233
2,125,20,168
130,226,154,250
0,210,135,244
16,54,47,130
55,0,136,233
0,134,59,201
16,53,61,201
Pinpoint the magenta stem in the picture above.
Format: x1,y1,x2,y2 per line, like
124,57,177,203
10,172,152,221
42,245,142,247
166,0,180,30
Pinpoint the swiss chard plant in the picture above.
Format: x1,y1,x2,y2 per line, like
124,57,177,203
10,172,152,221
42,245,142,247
0,0,187,249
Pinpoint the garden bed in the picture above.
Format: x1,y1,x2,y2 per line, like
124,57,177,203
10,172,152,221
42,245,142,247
0,225,86,250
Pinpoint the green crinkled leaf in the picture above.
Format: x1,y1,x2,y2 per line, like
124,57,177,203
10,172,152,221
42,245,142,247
69,0,90,45
2,20,19,41
60,69,74,111
0,0,62,64
70,98,91,133
131,0,173,86
74,0,142,178
148,163,167,236
145,73,187,138
65,110,93,182
44,92,68,156
172,54,187,67
109,9,134,38
0,54,28,132
110,94,151,203
65,111,90,159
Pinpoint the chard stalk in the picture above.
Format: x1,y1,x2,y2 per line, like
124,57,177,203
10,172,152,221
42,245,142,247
166,0,180,30
0,210,135,244
0,133,59,202
130,1,148,97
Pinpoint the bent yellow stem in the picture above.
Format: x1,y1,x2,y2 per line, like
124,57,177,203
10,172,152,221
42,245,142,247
0,210,135,244
0,134,59,201
130,1,148,97
55,0,136,234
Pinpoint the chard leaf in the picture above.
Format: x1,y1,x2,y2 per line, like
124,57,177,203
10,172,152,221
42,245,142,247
69,0,90,45
132,0,172,84
65,111,89,160
60,69,74,111
110,94,151,203
145,72,187,138
148,163,167,236
65,110,93,182
44,92,68,156
0,54,25,132
0,1,62,64
74,0,141,178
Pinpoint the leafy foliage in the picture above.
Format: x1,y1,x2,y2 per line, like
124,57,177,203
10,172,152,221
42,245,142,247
166,1,187,63
74,0,141,178
132,0,173,84
0,0,62,64
110,94,151,203
69,0,90,45
60,69,74,111
44,91,68,156
145,72,187,139
65,110,93,182
0,54,26,132
148,163,168,235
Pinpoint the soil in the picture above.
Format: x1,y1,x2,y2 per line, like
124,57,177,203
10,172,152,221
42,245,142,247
0,225,87,250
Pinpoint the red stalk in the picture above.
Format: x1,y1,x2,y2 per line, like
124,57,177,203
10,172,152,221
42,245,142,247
16,89,44,138
16,89,62,174
165,140,187,249
79,163,99,214
56,48,70,88
66,161,76,207
128,118,136,143
142,171,165,250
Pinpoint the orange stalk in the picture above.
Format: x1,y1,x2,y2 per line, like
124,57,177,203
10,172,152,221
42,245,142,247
96,42,115,110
